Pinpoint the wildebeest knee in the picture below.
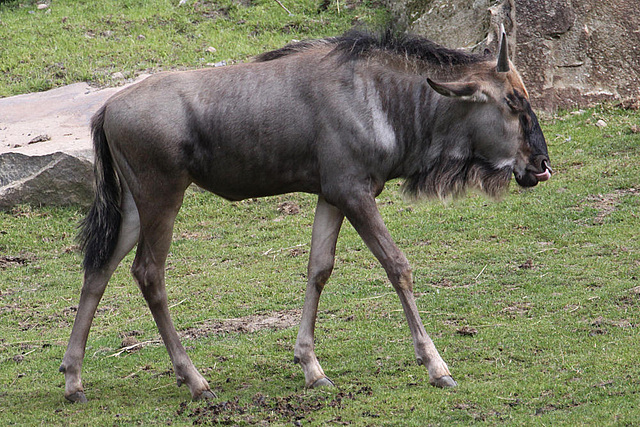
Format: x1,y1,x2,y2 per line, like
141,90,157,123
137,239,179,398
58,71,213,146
131,262,163,294
308,265,334,291
79,270,109,298
390,266,413,291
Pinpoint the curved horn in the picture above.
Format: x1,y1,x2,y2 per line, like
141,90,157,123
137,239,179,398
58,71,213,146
497,23,510,72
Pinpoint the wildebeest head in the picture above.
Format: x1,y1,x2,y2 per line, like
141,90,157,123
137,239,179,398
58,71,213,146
426,27,552,190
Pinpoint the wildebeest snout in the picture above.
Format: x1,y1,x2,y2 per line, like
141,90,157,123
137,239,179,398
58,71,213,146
515,154,552,187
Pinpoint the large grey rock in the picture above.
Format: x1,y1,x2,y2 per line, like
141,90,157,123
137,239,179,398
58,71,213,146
390,0,515,53
0,75,149,210
0,152,93,210
388,0,640,111
515,0,640,111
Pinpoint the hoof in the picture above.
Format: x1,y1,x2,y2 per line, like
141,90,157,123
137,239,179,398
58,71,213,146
431,375,457,388
310,377,335,388
65,391,88,403
194,389,216,401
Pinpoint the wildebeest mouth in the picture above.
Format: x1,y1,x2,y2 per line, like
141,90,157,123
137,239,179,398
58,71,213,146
515,158,553,187
535,159,553,181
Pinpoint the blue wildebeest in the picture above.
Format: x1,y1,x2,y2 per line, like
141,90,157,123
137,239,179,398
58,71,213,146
60,28,551,402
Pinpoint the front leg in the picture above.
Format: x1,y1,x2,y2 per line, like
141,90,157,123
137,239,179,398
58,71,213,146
294,196,344,388
339,192,456,388
394,278,457,388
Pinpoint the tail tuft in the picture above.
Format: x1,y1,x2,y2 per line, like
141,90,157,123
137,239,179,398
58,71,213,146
78,106,122,271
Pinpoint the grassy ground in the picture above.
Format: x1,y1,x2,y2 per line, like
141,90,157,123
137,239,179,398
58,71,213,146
2,1,640,426
0,0,388,96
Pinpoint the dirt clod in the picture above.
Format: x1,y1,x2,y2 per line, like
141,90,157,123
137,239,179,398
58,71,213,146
277,201,300,215
518,259,534,269
179,387,373,425
121,336,139,348
456,326,478,336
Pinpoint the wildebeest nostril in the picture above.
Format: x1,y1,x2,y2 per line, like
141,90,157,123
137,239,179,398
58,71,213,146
533,155,551,174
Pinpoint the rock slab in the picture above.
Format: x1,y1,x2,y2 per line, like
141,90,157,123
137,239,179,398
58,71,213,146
0,152,93,210
515,0,640,111
0,76,148,210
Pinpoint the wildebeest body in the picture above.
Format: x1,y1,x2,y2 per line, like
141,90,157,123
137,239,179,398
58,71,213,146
106,63,320,200
104,44,470,203
61,29,552,403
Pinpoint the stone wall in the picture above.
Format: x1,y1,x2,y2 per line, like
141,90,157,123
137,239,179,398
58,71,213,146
389,0,640,111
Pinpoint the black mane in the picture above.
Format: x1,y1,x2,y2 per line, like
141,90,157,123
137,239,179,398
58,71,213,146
255,28,488,66
333,28,487,66
254,39,336,62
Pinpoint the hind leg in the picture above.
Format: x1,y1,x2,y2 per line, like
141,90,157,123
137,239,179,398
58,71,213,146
132,189,214,401
60,185,140,403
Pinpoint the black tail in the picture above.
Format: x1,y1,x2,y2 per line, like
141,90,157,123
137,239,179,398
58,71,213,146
78,106,122,271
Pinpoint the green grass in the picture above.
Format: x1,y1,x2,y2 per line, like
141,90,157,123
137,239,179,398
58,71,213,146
2,1,640,425
0,0,388,96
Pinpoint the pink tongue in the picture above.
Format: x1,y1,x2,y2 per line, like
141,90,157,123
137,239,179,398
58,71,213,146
534,169,551,181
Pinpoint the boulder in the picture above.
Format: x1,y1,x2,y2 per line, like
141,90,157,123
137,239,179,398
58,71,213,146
0,152,93,210
388,0,640,111
515,0,640,111
0,75,149,210
389,0,515,53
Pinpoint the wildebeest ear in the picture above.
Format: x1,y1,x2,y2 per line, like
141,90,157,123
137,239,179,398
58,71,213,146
427,78,485,101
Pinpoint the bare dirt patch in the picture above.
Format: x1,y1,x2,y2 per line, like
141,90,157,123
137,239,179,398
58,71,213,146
534,401,582,416
181,309,301,340
277,201,301,215
579,188,639,224
590,316,633,329
456,326,479,336
574,316,636,336
500,302,532,317
429,278,474,289
0,254,35,269
178,387,374,425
